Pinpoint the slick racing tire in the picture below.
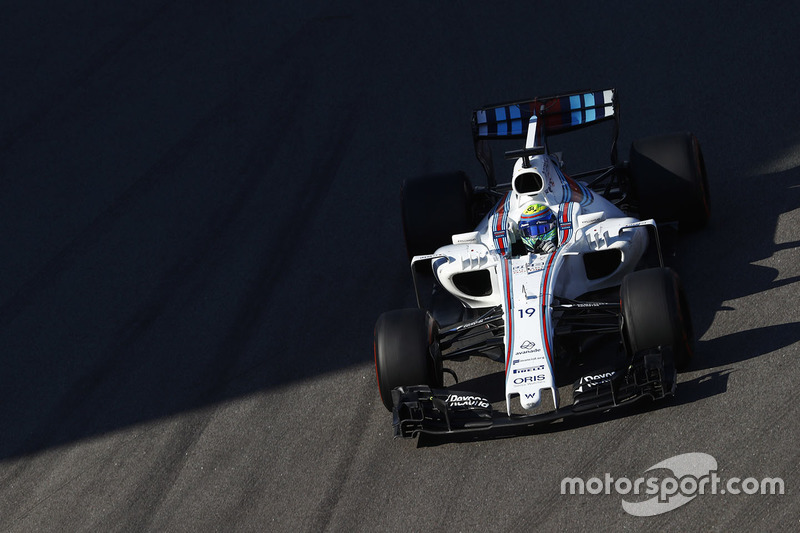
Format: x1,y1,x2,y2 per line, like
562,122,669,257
628,132,710,231
374,309,443,411
620,268,694,372
401,171,474,260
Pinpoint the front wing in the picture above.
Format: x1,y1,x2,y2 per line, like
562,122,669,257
391,351,674,438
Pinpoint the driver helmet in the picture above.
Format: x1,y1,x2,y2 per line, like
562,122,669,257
518,203,558,253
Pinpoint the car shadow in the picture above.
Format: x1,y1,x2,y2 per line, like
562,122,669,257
671,164,800,337
692,322,800,371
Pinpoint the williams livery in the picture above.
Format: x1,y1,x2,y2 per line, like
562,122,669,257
374,89,709,438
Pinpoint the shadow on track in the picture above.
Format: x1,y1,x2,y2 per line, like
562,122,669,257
2,1,799,466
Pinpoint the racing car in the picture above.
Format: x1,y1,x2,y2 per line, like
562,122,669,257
374,89,709,438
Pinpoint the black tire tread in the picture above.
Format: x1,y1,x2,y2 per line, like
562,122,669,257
374,309,440,411
629,132,710,231
401,172,474,259
620,267,694,371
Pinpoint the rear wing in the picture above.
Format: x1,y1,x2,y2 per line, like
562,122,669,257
471,89,619,186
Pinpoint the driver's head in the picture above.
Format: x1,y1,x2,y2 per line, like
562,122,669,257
518,203,557,253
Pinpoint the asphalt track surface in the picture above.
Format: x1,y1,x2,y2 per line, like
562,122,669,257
1,1,799,531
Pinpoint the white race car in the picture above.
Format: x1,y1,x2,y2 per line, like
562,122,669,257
374,89,710,438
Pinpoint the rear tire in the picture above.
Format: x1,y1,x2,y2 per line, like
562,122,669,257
401,171,474,259
374,309,442,411
628,132,710,231
620,268,694,371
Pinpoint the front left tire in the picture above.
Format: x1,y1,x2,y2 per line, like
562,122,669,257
374,309,443,411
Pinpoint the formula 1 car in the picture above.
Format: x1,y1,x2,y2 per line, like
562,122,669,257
374,89,710,438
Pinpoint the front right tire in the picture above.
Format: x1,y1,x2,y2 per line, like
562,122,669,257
620,267,694,372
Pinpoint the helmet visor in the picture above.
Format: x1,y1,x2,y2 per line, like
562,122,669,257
520,220,556,237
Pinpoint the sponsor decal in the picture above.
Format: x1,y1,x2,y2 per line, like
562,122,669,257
515,351,544,358
516,340,542,356
527,261,545,273
445,394,490,409
512,364,545,375
578,212,604,227
574,371,616,394
513,374,546,386
514,260,545,276
579,371,615,384
576,301,605,308
461,318,485,330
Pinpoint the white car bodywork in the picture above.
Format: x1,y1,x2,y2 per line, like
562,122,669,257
412,117,652,415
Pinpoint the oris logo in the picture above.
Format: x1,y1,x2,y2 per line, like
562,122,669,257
513,375,545,385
